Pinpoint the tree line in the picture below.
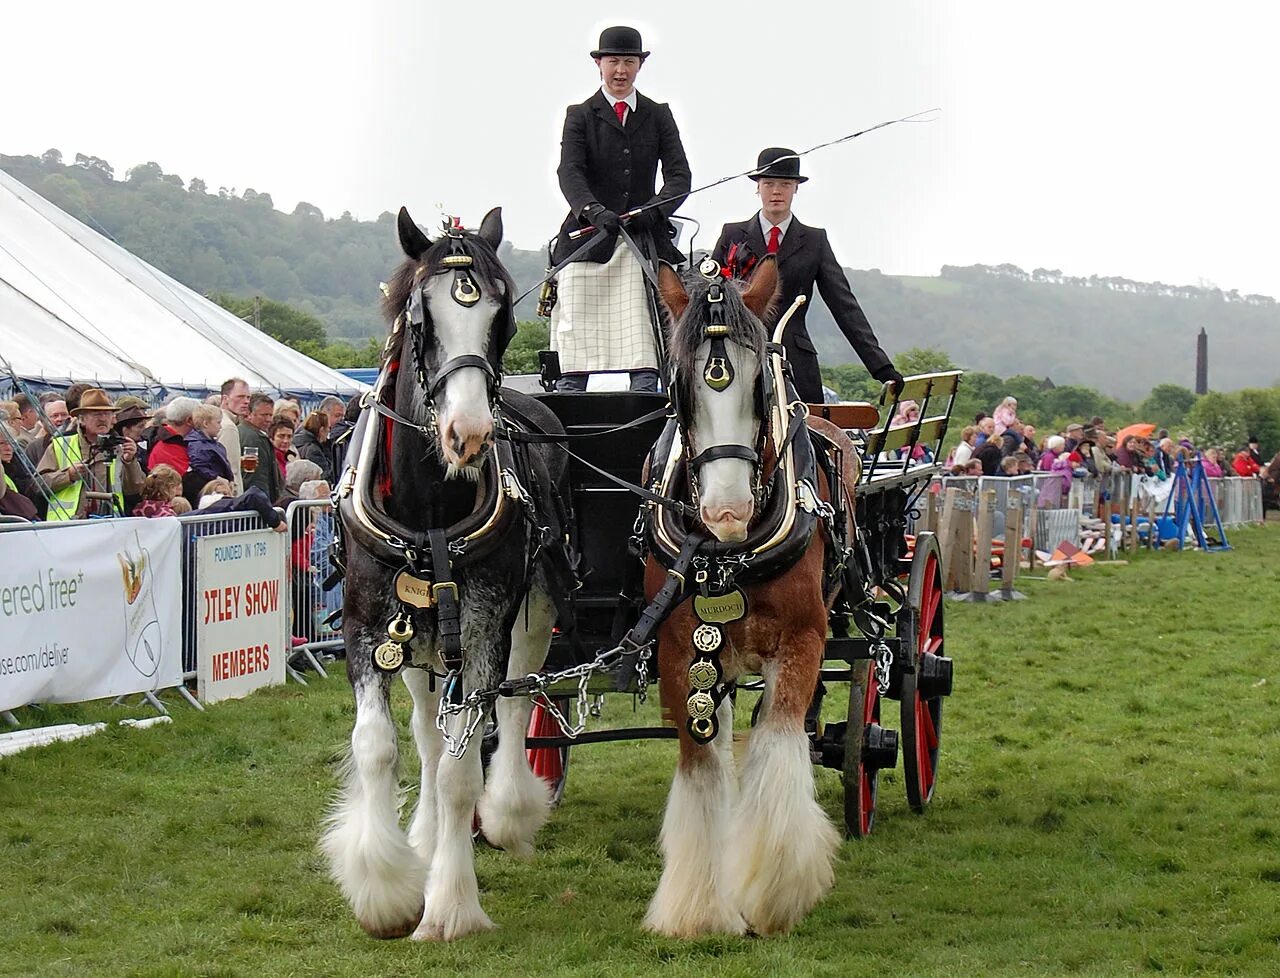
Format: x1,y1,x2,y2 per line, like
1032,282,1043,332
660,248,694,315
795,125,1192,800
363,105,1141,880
4,149,1278,405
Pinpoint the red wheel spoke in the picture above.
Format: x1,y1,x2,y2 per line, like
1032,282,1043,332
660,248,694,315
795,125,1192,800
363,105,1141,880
920,580,942,640
901,539,946,813
920,698,939,750
916,701,936,788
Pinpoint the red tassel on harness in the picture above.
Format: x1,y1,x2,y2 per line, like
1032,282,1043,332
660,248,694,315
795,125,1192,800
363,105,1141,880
379,358,400,496
723,241,757,280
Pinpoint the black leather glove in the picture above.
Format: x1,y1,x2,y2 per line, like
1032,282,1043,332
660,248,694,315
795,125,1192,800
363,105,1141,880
874,365,905,394
582,203,620,234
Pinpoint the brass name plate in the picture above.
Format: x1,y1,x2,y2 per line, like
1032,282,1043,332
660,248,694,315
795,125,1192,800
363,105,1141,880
693,589,747,624
395,572,434,609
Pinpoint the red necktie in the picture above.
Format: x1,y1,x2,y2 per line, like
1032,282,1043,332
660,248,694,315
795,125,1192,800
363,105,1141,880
767,226,781,254
614,101,627,125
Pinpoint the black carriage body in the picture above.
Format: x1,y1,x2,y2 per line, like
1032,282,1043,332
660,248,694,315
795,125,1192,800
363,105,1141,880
532,391,668,666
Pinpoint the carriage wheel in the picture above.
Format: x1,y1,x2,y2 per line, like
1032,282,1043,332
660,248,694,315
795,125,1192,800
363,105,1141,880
526,696,571,807
897,532,952,813
842,659,898,838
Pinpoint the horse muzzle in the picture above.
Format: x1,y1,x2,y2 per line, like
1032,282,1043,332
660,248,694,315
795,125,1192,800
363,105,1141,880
441,413,494,469
701,502,753,543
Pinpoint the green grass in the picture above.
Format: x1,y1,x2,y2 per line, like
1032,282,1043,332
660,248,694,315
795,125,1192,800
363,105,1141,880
3,526,1279,977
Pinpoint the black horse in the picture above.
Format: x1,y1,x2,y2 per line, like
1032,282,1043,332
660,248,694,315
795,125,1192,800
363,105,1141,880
322,207,570,941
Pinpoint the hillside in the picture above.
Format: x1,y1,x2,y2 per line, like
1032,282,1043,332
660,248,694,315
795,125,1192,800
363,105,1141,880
5,151,1277,400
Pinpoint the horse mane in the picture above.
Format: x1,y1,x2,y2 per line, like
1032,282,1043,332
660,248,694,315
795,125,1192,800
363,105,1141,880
379,230,516,366
669,272,769,413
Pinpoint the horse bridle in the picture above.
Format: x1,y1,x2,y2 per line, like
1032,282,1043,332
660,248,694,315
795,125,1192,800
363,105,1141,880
403,228,516,419
679,259,777,507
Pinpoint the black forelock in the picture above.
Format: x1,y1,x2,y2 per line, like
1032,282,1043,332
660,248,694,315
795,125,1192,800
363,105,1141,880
669,272,767,413
380,229,515,365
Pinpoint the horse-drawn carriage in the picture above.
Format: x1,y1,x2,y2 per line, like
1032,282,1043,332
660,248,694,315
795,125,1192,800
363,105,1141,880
323,208,961,941
513,366,959,839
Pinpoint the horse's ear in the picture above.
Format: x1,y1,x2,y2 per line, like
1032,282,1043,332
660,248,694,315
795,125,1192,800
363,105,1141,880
741,254,780,320
478,207,503,249
657,262,689,321
397,206,430,259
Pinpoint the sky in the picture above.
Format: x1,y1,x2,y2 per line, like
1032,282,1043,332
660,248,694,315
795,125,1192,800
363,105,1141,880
3,1,1278,297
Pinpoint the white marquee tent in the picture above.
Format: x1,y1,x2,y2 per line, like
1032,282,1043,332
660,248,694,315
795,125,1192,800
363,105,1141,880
0,167,366,401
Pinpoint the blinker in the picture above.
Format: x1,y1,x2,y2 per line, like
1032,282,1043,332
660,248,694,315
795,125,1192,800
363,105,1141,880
452,273,481,306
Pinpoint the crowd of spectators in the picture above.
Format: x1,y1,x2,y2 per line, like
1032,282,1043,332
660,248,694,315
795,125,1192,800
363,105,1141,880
0,379,355,523
937,395,1278,513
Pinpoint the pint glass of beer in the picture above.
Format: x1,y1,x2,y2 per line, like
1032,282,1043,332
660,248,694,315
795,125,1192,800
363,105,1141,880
242,446,259,473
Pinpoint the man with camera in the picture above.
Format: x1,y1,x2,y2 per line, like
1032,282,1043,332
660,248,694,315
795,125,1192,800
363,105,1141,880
37,387,144,520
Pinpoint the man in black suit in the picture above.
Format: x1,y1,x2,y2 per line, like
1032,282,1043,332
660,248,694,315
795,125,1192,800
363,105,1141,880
711,148,902,403
550,26,691,391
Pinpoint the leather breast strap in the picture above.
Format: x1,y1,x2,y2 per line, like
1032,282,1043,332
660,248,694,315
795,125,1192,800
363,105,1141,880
612,530,705,691
428,527,464,684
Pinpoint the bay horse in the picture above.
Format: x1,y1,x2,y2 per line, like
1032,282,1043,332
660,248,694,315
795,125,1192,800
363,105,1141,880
642,257,858,936
323,206,570,941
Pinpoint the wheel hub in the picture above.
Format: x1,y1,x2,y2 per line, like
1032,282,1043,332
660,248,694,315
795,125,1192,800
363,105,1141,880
918,652,953,699
862,722,899,772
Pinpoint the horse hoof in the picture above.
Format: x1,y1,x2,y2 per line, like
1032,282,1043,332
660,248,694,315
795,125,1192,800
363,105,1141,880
360,904,424,940
410,908,495,942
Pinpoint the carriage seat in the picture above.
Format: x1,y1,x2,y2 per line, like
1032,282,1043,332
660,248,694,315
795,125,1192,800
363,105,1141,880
806,402,881,431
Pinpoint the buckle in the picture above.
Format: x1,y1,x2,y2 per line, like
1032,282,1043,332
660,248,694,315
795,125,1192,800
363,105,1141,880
501,470,525,501
432,581,460,602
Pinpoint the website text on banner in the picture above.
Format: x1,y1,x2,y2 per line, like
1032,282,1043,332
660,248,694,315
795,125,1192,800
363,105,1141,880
0,518,184,712
195,529,287,704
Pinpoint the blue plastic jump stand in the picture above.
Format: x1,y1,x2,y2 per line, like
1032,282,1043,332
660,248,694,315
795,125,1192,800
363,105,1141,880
1160,457,1231,552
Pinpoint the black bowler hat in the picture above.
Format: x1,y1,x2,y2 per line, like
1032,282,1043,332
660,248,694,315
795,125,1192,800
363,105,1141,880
749,147,808,183
591,26,649,59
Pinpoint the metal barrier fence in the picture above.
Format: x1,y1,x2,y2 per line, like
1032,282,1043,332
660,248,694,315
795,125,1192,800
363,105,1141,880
283,499,344,670
933,472,1262,529
177,507,335,685
177,510,267,678
921,470,1265,597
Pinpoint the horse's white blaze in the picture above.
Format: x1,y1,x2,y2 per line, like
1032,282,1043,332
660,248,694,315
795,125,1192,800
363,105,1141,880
401,667,442,857
727,722,840,934
321,671,426,937
477,589,556,856
426,285,499,473
412,713,492,941
689,339,761,542
645,753,745,937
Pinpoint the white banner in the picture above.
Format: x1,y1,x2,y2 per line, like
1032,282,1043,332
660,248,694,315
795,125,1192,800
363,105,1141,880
195,529,287,704
0,518,184,712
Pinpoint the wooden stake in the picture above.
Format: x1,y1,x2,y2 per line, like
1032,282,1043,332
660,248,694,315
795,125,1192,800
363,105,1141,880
1004,495,1024,589
972,488,995,596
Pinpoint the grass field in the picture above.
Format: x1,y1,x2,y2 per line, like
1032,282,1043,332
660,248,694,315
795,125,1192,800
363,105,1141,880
3,525,1279,978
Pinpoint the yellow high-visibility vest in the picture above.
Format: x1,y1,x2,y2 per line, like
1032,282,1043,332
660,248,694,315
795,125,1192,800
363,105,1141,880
48,434,123,520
